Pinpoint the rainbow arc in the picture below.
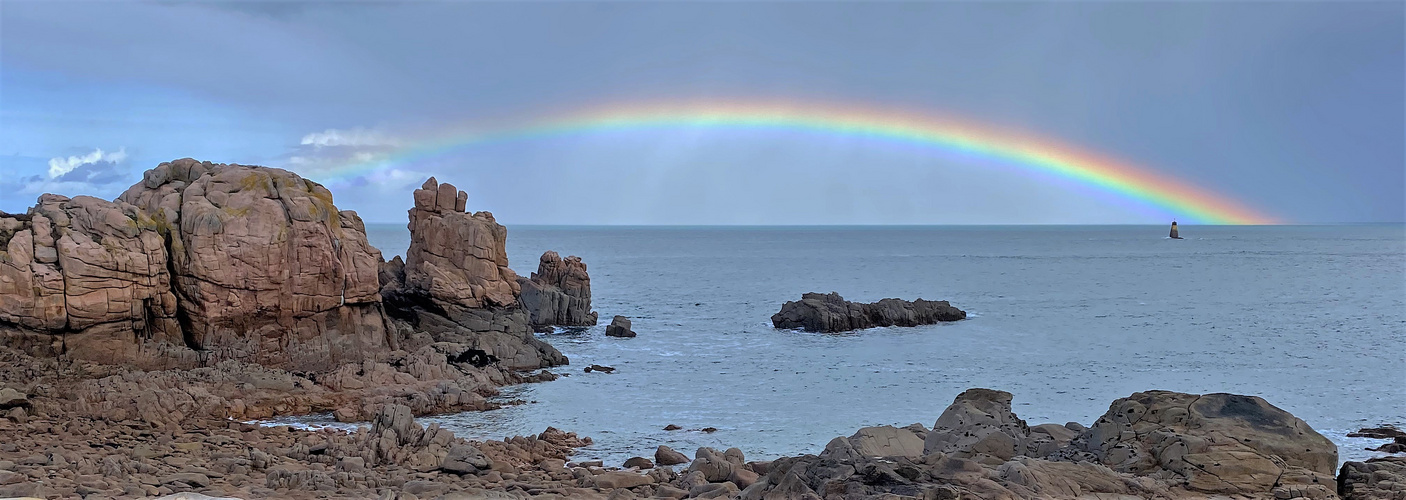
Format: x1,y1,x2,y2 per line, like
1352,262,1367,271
315,100,1277,225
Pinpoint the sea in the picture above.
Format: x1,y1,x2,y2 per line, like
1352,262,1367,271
295,224,1405,465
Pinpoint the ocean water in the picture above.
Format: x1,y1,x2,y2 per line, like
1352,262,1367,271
361,224,1405,465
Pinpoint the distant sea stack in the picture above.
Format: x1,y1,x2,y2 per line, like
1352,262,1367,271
1170,221,1183,239
771,292,965,333
519,251,598,329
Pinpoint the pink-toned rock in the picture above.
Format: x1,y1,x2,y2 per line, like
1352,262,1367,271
518,251,597,327
381,177,566,370
403,179,517,309
0,195,182,366
116,159,388,370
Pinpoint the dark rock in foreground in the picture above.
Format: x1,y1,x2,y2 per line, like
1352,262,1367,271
740,388,1340,499
1339,457,1406,499
771,291,965,333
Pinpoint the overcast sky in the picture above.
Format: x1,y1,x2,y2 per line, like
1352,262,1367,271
1,1,1401,224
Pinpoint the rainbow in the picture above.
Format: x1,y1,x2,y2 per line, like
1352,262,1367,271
317,101,1276,224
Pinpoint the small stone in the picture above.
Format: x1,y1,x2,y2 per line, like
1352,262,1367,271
159,472,211,487
0,388,26,409
338,457,365,473
592,470,654,489
623,456,653,469
655,446,689,466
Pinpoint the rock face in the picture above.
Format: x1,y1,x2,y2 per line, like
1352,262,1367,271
1,195,180,365
518,251,597,328
821,424,928,461
379,177,566,370
2,160,388,370
118,160,388,371
771,292,965,333
1339,457,1406,499
604,315,635,338
1065,390,1338,496
2,161,569,373
739,388,1340,500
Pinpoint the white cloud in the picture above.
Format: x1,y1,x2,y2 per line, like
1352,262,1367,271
300,128,399,149
47,147,127,178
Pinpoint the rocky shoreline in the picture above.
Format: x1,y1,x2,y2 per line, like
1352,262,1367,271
1,342,1400,499
0,159,1400,499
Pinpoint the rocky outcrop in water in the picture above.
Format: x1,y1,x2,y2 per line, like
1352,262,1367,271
604,315,635,338
378,177,567,370
771,291,966,333
519,250,597,328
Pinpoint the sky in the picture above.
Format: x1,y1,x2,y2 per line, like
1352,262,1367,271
1,1,1401,224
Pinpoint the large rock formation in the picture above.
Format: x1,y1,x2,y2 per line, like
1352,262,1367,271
379,177,566,370
518,250,597,328
2,159,388,370
771,291,966,333
2,160,570,373
739,388,1340,499
116,160,389,371
1,195,181,365
1062,390,1338,495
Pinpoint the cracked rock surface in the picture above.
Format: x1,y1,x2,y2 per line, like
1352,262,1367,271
2,160,569,373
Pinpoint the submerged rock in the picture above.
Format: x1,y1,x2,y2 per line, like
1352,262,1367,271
771,291,965,333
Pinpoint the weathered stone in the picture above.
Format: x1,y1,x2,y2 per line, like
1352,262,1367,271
605,315,635,338
518,251,597,327
381,177,566,370
823,424,928,460
0,388,26,409
1,195,181,365
771,291,965,333
1070,391,1338,495
441,443,492,474
1339,457,1406,499
924,388,1029,462
655,445,689,466
592,470,654,489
